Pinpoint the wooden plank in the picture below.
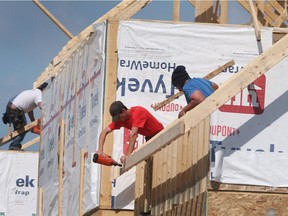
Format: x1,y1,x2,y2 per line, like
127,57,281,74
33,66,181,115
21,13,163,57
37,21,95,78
268,0,285,15
38,187,43,216
22,136,40,149
248,0,262,41
79,150,85,216
152,60,235,111
183,33,288,132
58,120,65,216
173,0,180,22
218,0,228,24
187,0,196,8
33,0,73,39
151,151,159,215
121,121,185,173
274,9,287,27
99,19,119,209
195,0,214,23
134,162,145,216
0,120,39,146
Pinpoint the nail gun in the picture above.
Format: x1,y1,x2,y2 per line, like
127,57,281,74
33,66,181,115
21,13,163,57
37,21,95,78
93,153,122,167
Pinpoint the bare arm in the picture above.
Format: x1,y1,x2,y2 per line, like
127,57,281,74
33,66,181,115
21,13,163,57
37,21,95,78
97,126,112,155
38,102,42,109
28,111,35,122
211,82,219,91
127,126,138,156
120,126,139,163
178,90,205,118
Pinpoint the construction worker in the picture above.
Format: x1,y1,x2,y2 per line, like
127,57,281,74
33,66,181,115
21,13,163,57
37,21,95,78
172,65,219,119
3,82,48,150
96,101,164,163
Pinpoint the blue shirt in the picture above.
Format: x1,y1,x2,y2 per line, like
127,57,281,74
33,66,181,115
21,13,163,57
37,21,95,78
182,78,214,103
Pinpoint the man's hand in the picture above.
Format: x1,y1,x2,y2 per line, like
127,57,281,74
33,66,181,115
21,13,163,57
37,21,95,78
96,150,104,156
178,109,186,118
120,155,126,164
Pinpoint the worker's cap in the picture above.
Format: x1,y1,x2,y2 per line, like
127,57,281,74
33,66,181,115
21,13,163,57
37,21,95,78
37,82,48,91
171,66,191,88
109,101,127,122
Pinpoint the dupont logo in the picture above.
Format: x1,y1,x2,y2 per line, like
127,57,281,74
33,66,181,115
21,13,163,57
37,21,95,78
219,75,265,114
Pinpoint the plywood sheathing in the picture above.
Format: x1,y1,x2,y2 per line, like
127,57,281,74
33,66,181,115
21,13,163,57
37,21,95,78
207,191,288,216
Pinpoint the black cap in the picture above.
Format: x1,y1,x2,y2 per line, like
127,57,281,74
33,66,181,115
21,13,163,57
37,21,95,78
171,66,191,88
109,101,127,122
37,82,48,91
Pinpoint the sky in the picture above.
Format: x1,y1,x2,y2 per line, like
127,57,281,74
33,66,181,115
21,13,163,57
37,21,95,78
0,0,250,150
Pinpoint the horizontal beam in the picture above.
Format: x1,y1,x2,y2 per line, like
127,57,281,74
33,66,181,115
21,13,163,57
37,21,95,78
22,137,40,150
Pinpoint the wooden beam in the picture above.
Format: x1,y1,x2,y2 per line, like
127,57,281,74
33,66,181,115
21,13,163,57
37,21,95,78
0,120,38,146
274,9,288,27
33,0,74,39
79,150,85,216
195,0,214,23
22,137,40,149
99,19,119,209
152,60,235,111
173,0,180,22
248,0,261,41
121,121,185,173
218,0,228,24
187,0,196,8
58,120,65,216
121,33,288,174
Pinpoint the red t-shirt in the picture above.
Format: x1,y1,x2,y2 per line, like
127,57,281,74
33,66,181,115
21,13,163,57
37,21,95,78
108,106,164,137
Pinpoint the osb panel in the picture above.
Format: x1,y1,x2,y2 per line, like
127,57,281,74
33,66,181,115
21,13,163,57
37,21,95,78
207,191,288,216
208,180,288,194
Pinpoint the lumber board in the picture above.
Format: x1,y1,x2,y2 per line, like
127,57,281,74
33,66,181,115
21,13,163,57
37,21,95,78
173,0,180,21
121,121,185,173
152,59,235,111
58,120,65,216
99,19,119,208
0,120,39,146
248,0,261,41
22,137,40,149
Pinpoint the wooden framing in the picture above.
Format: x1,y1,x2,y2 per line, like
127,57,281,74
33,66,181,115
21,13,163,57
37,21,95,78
248,0,262,41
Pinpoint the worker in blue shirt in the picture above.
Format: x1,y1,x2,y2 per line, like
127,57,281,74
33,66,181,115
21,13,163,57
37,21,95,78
171,65,219,118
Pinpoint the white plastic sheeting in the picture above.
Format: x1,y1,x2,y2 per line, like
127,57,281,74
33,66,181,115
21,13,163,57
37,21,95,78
114,20,287,209
0,151,38,216
39,22,106,216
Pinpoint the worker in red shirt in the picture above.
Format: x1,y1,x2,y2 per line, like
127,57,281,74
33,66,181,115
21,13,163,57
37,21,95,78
97,101,164,163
